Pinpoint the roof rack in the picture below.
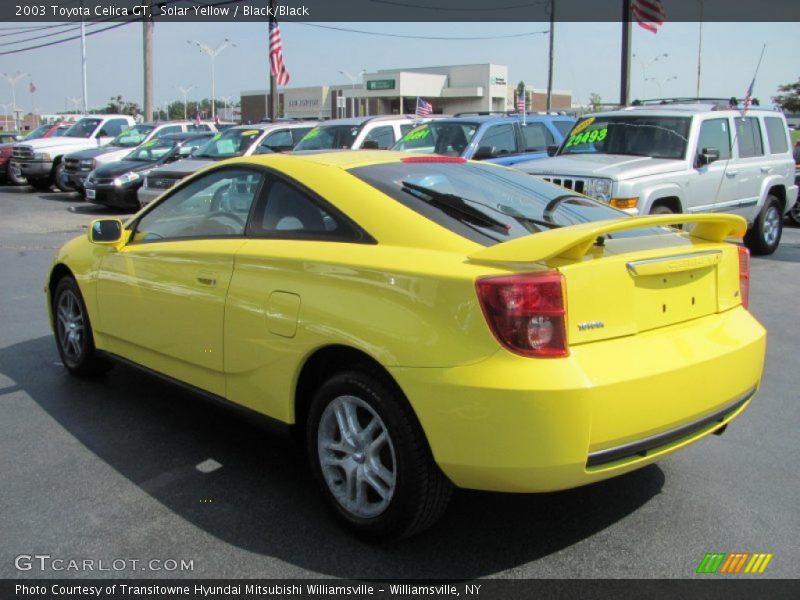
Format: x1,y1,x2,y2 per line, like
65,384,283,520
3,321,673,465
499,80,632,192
453,111,520,117
629,97,772,111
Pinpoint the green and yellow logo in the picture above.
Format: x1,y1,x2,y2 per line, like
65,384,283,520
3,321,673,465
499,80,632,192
696,552,773,574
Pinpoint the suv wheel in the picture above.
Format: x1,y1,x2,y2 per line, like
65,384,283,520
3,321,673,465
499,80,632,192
307,370,452,540
788,201,800,227
54,163,72,193
744,195,782,255
649,205,674,215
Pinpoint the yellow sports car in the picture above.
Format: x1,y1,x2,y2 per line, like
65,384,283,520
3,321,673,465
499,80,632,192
47,151,766,539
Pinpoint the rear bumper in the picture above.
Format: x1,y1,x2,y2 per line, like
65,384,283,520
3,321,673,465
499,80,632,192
390,306,766,493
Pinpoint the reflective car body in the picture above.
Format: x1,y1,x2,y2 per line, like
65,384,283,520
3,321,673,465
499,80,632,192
47,151,765,535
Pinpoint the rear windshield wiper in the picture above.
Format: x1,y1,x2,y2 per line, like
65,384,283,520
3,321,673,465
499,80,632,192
401,181,511,235
496,204,562,231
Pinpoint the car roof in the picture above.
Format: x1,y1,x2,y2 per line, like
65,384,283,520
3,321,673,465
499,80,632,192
419,114,573,126
585,105,785,119
230,122,316,131
158,131,215,141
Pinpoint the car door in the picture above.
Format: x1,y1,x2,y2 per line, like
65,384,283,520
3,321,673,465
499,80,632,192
224,174,369,420
361,125,396,149
94,166,265,396
474,122,521,165
725,116,768,219
514,121,557,164
688,117,737,214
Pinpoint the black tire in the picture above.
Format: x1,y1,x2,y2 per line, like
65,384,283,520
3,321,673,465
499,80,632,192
28,176,53,191
7,167,26,186
744,195,782,255
52,276,113,378
53,162,72,193
649,204,674,215
306,370,452,540
788,201,800,227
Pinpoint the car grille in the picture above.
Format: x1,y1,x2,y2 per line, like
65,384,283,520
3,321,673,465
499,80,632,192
146,175,179,190
12,146,33,160
64,158,81,173
92,177,114,186
541,176,586,194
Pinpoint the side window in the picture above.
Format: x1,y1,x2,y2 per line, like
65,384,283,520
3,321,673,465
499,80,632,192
399,124,414,137
251,179,362,241
764,117,789,154
134,168,263,241
291,128,313,145
255,129,293,154
177,137,209,157
363,125,395,149
480,124,518,155
735,117,764,158
101,119,129,137
696,118,731,160
520,122,555,152
187,124,212,132
156,125,182,137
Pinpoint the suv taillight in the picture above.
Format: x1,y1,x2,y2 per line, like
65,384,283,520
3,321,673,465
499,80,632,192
476,272,568,358
738,246,750,309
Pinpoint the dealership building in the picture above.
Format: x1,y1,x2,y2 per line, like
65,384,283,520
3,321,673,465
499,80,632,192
240,63,571,122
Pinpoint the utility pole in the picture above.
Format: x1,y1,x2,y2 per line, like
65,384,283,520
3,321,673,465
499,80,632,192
80,1,88,113
143,0,154,121
546,0,555,112
620,0,632,106
696,1,703,97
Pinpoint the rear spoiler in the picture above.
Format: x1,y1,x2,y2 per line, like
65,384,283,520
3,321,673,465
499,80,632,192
468,213,747,263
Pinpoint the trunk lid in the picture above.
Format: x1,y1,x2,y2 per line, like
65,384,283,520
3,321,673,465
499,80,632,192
469,214,747,345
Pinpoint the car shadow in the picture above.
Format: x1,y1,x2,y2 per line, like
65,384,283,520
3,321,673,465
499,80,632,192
2,336,665,579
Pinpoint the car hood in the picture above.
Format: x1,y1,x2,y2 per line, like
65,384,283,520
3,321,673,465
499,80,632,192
515,154,686,180
66,146,124,160
19,137,99,150
147,157,215,176
93,159,155,179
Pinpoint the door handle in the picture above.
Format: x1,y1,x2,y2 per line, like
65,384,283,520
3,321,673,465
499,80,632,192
196,271,217,286
725,171,738,178
760,167,772,174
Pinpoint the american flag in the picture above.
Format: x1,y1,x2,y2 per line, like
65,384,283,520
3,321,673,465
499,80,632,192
631,0,665,34
29,82,37,94
742,77,755,114
269,18,290,87
517,95,526,113
416,97,433,118
194,111,201,126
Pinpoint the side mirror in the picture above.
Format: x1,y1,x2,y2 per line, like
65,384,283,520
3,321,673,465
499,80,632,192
547,145,559,157
473,145,496,160
697,147,720,166
87,219,124,245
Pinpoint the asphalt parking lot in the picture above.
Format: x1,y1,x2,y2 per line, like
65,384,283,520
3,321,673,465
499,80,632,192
1,185,798,580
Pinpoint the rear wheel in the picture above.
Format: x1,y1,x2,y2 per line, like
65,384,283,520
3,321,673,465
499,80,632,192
744,195,782,255
53,276,112,377
649,204,674,215
306,370,451,540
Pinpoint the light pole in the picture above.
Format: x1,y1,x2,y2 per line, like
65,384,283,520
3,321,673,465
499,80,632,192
632,53,668,98
176,85,195,120
339,69,365,117
646,75,678,98
219,95,234,121
2,72,28,131
67,96,83,116
0,102,10,130
187,39,236,119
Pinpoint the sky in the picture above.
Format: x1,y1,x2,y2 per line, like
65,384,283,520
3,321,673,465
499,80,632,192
1,20,798,114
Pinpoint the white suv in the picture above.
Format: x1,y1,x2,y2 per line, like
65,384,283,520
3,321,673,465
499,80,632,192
292,116,421,151
515,102,798,254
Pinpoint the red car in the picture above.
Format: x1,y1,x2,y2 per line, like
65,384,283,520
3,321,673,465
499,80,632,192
1,122,70,184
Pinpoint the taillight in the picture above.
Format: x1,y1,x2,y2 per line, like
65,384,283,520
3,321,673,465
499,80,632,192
475,272,568,358
738,245,750,309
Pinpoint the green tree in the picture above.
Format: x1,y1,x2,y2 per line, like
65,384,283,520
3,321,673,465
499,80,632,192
772,78,800,112
589,92,603,112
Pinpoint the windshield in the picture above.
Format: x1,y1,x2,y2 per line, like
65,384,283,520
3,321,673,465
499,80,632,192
24,124,51,140
123,138,177,162
392,122,480,156
194,128,263,158
112,124,155,147
294,125,361,151
52,125,70,137
64,118,102,139
349,161,654,246
560,115,691,159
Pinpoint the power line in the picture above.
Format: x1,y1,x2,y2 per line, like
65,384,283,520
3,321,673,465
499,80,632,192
369,0,547,11
0,23,77,38
0,20,135,57
294,22,549,40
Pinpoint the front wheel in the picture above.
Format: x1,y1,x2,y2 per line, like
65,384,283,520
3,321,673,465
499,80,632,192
54,163,73,193
53,276,113,377
744,195,782,255
306,370,452,540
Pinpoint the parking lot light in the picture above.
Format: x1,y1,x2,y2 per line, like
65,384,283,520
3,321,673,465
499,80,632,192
187,39,237,120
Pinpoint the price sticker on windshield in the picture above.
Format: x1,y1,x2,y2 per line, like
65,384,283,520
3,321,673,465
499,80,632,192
140,139,157,148
400,126,430,142
241,129,260,136
302,127,321,140
565,127,607,148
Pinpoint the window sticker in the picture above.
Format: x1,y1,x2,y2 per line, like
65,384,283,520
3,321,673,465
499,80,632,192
400,126,430,142
302,127,321,140
568,117,595,137
565,127,608,148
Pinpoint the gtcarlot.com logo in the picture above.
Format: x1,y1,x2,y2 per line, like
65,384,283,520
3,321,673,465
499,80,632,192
696,552,773,574
14,554,194,573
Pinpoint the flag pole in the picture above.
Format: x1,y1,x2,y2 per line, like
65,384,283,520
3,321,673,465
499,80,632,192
269,0,277,122
620,0,632,106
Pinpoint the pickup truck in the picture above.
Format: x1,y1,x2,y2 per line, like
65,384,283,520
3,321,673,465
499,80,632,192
10,115,135,191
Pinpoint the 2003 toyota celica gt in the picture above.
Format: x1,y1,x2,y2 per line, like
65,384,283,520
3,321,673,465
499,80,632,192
47,151,766,539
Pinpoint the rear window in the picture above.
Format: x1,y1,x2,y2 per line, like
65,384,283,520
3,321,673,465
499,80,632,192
764,117,789,154
349,161,651,246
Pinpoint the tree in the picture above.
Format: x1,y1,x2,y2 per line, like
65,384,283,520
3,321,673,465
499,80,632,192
773,78,800,113
103,95,141,116
589,92,603,112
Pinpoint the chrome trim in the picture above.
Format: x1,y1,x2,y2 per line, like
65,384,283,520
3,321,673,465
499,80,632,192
586,387,755,468
626,249,722,276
